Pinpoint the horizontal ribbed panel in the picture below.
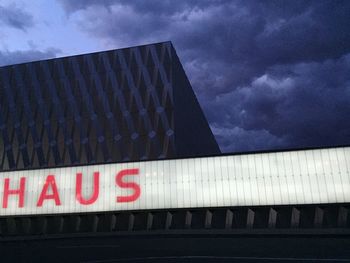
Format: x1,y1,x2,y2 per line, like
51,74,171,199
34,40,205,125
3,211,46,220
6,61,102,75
0,204,349,236
0,146,348,216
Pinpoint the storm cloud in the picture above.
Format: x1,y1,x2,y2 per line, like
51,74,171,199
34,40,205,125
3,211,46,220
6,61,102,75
0,48,61,67
0,3,61,67
0,4,34,30
54,1,350,151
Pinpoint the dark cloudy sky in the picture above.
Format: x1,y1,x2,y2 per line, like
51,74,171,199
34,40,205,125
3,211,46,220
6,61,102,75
1,0,349,153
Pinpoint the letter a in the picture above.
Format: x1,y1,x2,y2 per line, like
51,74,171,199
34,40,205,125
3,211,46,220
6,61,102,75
37,175,61,206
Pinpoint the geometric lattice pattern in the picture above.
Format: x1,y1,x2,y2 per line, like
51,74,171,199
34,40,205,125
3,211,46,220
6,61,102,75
0,42,219,171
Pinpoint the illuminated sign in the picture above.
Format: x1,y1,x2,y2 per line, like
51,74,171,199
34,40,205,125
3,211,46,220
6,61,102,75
0,147,349,216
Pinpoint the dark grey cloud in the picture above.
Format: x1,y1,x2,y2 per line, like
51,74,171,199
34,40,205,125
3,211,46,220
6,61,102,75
58,0,350,152
0,48,61,67
59,0,226,15
209,54,350,152
0,4,34,30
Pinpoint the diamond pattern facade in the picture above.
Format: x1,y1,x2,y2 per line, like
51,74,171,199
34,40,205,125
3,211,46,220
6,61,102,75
0,42,219,171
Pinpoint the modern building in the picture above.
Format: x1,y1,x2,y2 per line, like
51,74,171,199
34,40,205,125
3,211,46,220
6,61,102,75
0,41,219,171
0,42,349,262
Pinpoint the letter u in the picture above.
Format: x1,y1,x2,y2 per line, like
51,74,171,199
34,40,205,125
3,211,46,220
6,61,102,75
76,172,100,205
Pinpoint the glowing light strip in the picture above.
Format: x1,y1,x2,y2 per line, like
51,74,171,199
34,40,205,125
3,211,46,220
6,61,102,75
0,147,349,216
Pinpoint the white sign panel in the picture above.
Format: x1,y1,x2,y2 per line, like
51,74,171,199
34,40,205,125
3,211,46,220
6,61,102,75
0,147,349,216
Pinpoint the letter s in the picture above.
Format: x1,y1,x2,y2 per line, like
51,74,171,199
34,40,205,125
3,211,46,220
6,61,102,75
116,169,140,203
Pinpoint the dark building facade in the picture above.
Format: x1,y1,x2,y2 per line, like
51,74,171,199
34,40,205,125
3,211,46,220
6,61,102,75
0,41,219,172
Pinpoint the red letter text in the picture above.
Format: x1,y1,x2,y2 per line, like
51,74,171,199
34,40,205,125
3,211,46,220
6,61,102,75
37,175,61,207
3,177,26,208
116,168,140,203
76,172,100,205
